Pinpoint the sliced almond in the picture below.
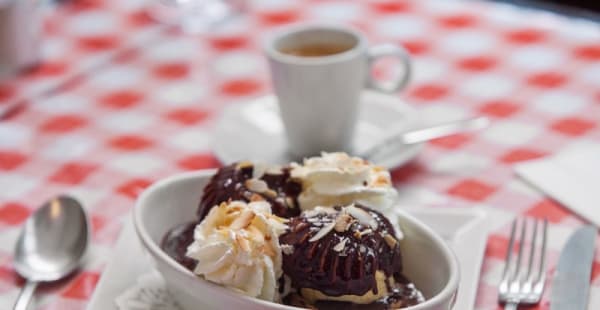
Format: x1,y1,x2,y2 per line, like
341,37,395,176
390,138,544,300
373,175,390,187
384,233,397,248
304,206,336,219
346,205,376,229
334,213,353,232
358,229,373,237
285,197,295,208
235,233,251,252
264,189,278,198
333,237,348,252
230,210,255,230
249,193,264,202
309,221,335,242
246,225,263,240
265,166,284,175
263,238,276,257
245,179,269,193
370,220,379,230
236,161,253,170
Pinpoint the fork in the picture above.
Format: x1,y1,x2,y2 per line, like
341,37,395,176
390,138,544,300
498,218,548,310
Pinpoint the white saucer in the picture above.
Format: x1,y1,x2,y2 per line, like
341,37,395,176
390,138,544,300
213,90,424,168
88,208,488,310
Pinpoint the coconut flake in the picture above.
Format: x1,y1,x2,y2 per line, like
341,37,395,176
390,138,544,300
358,229,373,237
334,213,353,232
309,221,335,242
230,209,255,230
333,237,348,252
345,205,377,229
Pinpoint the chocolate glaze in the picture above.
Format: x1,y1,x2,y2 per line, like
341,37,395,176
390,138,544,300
198,163,302,220
160,221,197,271
279,205,402,298
284,276,423,309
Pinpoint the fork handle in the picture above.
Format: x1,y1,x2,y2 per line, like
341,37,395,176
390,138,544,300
504,302,518,310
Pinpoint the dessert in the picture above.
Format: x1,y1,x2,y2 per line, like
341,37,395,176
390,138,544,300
196,153,397,221
161,153,424,309
281,204,401,304
197,161,302,220
290,152,398,213
280,205,423,309
187,200,287,300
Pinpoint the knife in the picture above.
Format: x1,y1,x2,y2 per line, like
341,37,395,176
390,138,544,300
550,225,597,310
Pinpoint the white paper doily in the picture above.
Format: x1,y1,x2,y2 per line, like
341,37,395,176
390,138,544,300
115,272,182,310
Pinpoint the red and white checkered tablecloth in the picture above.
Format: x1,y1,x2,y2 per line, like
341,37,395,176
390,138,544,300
0,0,599,309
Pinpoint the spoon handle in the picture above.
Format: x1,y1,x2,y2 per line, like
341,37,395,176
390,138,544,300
13,281,37,310
361,116,490,160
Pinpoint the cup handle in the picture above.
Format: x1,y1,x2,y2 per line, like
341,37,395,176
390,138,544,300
366,44,412,93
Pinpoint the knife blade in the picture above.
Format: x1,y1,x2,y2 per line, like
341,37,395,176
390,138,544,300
550,225,597,310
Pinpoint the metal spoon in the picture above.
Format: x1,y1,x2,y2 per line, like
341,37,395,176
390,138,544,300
361,116,490,160
13,196,88,310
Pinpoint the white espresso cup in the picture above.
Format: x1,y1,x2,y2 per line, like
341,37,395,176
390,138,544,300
265,23,412,158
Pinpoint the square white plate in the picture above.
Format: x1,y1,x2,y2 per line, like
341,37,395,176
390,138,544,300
88,208,488,310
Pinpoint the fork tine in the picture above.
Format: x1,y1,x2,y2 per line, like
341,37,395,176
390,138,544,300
536,218,548,282
511,218,527,280
525,219,539,280
502,219,518,279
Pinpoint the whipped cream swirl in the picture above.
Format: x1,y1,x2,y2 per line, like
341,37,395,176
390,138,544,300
291,152,397,212
186,200,287,301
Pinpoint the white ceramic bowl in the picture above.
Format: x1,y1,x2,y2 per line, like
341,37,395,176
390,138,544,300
134,170,460,310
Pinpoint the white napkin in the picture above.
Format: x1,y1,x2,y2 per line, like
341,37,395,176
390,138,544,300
516,141,600,227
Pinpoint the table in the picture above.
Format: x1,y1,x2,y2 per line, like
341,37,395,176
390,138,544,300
0,0,599,309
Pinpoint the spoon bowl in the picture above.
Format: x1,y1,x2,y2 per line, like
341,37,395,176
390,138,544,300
13,195,88,309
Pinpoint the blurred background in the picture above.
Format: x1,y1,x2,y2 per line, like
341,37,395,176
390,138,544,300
499,0,600,19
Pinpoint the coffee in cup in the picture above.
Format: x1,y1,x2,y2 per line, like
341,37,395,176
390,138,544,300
265,24,412,158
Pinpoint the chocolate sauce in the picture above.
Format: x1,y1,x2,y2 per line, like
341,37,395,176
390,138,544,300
198,163,302,220
284,279,423,309
279,205,403,298
160,221,197,271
